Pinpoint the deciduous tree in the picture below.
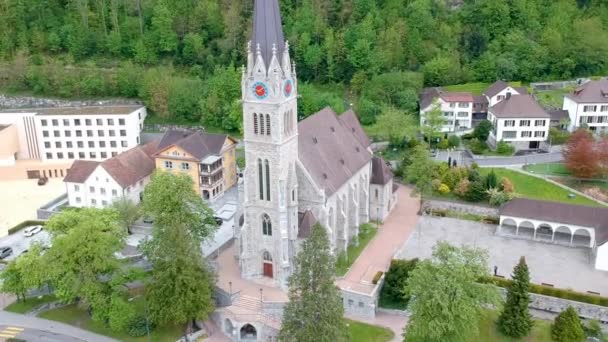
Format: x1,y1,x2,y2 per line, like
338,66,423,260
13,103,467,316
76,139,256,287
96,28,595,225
279,224,347,341
563,129,600,178
404,242,500,342
111,197,142,235
405,144,435,209
497,256,533,338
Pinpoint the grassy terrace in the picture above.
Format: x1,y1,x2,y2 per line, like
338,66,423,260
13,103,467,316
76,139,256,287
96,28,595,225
524,162,571,176
336,224,377,276
479,168,602,207
474,310,552,342
37,302,184,342
4,295,56,314
347,319,394,342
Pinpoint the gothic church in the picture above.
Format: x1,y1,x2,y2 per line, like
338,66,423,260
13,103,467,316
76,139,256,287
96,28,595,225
236,0,397,289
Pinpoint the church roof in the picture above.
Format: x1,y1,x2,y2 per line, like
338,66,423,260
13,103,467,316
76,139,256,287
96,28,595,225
338,109,371,148
298,107,373,196
297,210,318,239
251,0,285,66
371,156,393,185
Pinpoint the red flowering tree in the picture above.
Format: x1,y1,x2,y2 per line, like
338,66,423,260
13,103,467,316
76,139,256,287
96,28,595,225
562,129,600,178
598,137,608,176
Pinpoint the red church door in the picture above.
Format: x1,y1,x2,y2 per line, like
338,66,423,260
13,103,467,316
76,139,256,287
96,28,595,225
263,262,273,278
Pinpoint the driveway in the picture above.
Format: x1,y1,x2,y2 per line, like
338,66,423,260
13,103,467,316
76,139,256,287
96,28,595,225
0,229,50,263
398,216,608,295
336,185,420,294
472,151,563,167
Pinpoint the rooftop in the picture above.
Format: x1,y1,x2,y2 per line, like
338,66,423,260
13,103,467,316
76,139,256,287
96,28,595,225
155,130,232,161
251,0,285,66
489,94,550,118
0,105,143,116
566,79,608,103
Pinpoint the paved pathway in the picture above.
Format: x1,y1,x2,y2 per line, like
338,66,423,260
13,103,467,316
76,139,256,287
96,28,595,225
337,185,420,294
0,311,117,342
434,150,563,167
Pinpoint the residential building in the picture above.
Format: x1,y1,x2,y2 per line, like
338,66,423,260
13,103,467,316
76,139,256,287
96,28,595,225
498,198,608,271
483,80,528,107
63,140,158,208
562,79,608,133
153,130,238,201
0,105,146,163
419,88,474,133
0,124,19,166
487,94,550,151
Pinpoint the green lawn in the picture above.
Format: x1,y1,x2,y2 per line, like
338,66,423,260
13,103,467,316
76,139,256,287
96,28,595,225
534,88,573,109
38,303,184,342
4,295,56,314
336,224,378,276
524,162,571,176
347,319,395,342
479,168,603,207
472,310,552,342
444,81,523,96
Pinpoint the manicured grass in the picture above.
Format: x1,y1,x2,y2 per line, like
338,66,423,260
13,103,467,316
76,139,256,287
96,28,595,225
534,88,573,109
336,224,378,276
472,310,552,342
444,81,523,96
524,162,571,176
4,295,56,314
479,168,603,207
38,303,184,342
347,319,395,342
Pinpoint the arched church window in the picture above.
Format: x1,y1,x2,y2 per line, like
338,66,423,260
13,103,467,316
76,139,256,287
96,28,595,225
266,114,271,135
263,250,272,261
258,159,263,200
265,159,271,201
260,114,265,135
262,214,272,236
253,113,258,134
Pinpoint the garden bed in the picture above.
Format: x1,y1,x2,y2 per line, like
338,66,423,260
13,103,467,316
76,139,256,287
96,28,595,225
336,224,377,276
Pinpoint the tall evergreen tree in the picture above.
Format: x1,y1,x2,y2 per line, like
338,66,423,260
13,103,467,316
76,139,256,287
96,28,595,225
279,223,348,342
551,306,585,342
497,256,533,338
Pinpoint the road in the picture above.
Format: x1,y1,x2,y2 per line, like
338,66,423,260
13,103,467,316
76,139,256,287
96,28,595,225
0,230,50,263
0,312,117,342
434,150,563,167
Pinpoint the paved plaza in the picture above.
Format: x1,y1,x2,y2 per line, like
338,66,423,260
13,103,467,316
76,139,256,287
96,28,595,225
397,216,608,295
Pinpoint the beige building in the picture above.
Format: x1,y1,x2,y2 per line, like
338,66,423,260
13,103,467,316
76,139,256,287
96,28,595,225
153,130,238,201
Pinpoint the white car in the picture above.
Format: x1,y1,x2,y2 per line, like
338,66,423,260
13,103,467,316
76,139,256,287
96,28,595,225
23,225,43,237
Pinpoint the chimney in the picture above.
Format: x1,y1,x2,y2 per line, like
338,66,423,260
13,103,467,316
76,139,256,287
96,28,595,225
506,92,512,100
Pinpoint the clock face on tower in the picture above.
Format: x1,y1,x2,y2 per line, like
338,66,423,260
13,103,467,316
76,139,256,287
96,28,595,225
284,79,293,97
252,82,269,99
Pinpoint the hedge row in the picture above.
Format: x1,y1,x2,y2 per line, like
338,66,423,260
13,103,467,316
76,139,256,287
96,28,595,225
481,276,608,307
7,220,45,235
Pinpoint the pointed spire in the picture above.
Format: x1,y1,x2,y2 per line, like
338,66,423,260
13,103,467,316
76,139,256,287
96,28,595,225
251,0,285,68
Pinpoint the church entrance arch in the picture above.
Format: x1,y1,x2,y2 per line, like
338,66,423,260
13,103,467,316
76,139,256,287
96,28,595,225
263,251,273,278
240,324,257,340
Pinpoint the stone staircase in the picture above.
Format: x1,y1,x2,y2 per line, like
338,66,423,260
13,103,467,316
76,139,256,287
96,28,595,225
231,294,262,312
223,294,282,330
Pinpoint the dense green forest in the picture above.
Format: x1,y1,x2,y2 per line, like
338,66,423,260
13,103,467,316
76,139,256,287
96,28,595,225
0,0,607,131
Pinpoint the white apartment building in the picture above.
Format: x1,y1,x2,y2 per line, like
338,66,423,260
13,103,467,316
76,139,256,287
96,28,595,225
420,88,474,133
483,80,528,107
0,105,146,162
64,141,157,208
488,94,550,151
562,79,608,133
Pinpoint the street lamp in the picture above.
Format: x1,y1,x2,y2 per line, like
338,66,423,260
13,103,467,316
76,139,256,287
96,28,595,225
129,295,151,342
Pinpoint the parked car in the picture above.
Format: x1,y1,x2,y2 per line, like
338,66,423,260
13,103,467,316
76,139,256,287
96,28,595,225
142,216,154,224
0,247,13,259
37,177,48,186
214,216,223,226
23,225,43,237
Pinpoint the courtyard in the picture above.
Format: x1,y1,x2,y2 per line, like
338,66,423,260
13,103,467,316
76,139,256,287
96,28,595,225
397,216,608,295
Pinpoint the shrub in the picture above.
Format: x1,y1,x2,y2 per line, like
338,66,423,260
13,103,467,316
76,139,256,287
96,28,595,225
431,179,442,191
441,167,466,189
473,119,493,142
469,138,487,154
437,138,450,150
372,271,384,284
438,184,450,194
127,315,154,337
487,188,512,206
465,181,487,202
448,135,460,148
550,127,571,145
551,306,585,342
467,168,481,182
471,162,479,170
485,170,498,189
461,133,474,140
379,259,419,309
454,179,470,197
496,140,515,155
500,177,515,193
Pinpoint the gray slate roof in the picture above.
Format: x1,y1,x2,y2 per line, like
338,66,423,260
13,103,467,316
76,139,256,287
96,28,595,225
371,156,393,185
549,109,569,121
565,79,608,103
298,107,373,196
489,95,550,119
483,81,528,98
252,0,285,66
499,198,608,245
156,130,229,161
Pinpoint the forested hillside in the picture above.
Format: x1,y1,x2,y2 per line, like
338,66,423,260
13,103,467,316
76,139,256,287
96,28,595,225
0,0,607,130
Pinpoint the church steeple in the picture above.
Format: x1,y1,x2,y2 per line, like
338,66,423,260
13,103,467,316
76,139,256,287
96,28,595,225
251,0,285,70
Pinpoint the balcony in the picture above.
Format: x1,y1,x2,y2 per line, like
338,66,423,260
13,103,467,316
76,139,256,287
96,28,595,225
200,171,223,188
199,155,223,176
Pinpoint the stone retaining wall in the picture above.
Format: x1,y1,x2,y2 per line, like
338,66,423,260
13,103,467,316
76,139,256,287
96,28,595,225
424,199,498,217
0,94,141,109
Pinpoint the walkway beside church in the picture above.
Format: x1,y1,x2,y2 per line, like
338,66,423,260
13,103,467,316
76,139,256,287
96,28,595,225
337,185,420,294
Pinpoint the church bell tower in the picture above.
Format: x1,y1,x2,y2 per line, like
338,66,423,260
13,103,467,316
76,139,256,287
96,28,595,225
239,0,299,289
